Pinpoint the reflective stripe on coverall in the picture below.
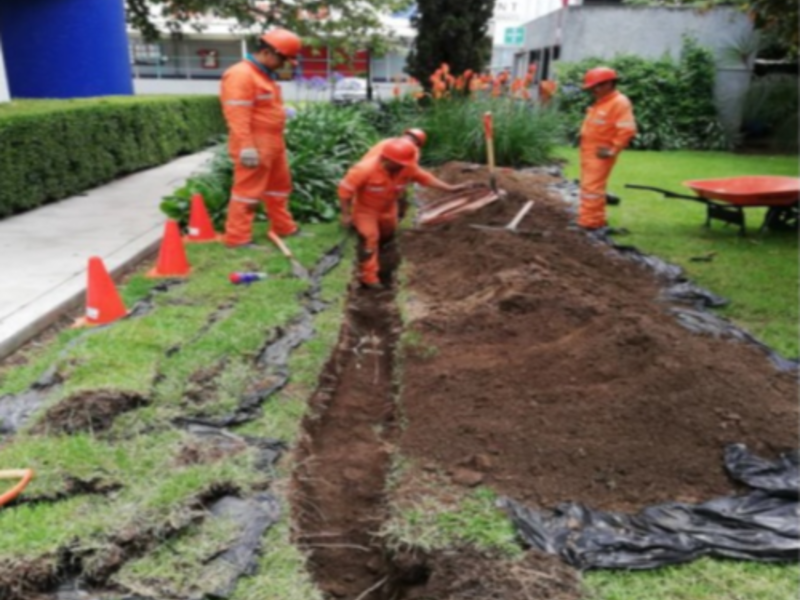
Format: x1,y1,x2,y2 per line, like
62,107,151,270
579,90,636,229
338,156,435,285
220,58,297,245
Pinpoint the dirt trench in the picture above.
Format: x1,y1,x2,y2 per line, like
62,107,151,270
292,269,404,598
290,214,586,600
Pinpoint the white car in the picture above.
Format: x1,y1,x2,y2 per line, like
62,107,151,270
332,77,369,104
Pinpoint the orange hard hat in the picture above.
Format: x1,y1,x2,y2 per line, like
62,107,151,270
260,28,302,60
583,66,618,90
381,137,418,167
404,128,427,147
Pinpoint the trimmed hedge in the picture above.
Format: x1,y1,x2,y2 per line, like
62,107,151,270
0,96,226,218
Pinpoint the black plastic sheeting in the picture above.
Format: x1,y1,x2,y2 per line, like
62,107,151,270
500,444,800,570
204,493,282,599
54,493,281,600
172,242,345,429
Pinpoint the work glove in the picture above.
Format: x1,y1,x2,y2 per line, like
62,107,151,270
239,147,260,168
596,146,616,159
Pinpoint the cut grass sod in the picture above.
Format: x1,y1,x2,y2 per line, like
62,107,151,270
557,147,799,358
0,221,350,599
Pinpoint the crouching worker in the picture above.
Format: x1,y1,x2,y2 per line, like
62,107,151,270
338,137,470,290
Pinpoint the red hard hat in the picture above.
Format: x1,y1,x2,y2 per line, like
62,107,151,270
404,128,427,147
260,29,302,60
381,138,418,167
583,67,618,90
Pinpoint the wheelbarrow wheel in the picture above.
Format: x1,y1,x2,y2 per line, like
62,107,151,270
763,204,799,232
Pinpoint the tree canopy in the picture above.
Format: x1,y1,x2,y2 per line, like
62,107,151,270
405,0,495,87
126,0,412,53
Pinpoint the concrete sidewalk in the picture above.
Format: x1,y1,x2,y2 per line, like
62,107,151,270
0,150,215,360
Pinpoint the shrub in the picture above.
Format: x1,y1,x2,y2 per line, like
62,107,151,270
161,103,379,227
0,96,225,218
555,37,730,150
742,74,799,152
355,97,423,137
417,97,565,167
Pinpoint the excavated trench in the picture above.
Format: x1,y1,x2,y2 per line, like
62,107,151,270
291,267,406,599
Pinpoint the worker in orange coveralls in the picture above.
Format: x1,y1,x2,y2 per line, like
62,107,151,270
339,137,471,290
578,67,637,231
362,128,428,220
538,79,558,105
220,29,302,247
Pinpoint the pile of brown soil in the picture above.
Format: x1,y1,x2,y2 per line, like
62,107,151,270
399,163,797,512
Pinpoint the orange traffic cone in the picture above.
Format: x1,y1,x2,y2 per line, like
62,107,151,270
73,256,127,327
184,193,221,243
147,220,191,278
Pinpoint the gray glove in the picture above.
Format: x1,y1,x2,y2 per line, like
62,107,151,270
239,147,259,168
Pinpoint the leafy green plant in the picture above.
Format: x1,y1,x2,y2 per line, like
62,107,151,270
742,74,799,152
417,96,565,167
355,96,423,137
160,143,232,231
556,37,730,150
161,103,379,228
286,102,378,222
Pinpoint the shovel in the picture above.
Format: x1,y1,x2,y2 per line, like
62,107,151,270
267,231,311,281
470,200,534,233
483,111,498,193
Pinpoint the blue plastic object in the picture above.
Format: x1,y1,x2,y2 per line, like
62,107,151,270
229,272,268,285
0,0,133,98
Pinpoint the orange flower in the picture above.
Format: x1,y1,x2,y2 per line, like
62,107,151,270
441,62,450,74
393,85,400,97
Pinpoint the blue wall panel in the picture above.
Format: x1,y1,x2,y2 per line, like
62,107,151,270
0,0,133,98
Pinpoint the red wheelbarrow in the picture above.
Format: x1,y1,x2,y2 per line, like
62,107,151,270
626,176,800,235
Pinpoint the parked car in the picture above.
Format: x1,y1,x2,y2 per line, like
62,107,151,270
332,77,369,104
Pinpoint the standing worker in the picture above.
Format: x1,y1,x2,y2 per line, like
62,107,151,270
221,29,303,248
339,137,471,290
578,67,637,231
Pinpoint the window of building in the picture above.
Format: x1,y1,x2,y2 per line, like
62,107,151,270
131,43,166,65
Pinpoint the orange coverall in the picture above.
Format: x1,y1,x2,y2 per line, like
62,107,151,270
538,80,558,105
578,90,637,229
220,60,297,246
338,156,436,285
361,138,421,219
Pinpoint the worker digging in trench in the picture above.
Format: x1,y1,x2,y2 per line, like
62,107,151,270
338,135,477,290
577,66,637,233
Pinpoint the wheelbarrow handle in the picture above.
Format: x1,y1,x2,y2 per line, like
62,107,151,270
625,184,707,203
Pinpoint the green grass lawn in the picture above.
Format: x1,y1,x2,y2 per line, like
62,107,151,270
557,147,799,358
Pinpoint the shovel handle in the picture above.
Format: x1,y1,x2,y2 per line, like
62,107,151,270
483,112,496,174
507,200,535,230
483,112,494,140
267,231,294,258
